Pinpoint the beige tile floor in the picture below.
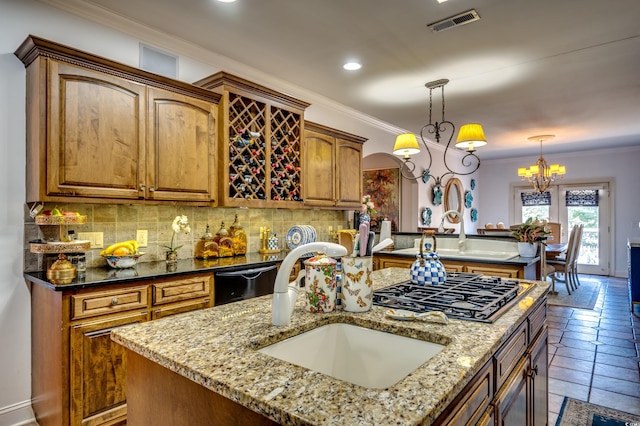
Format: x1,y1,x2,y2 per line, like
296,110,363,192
547,274,640,425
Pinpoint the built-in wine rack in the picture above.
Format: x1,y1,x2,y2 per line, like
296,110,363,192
195,71,310,207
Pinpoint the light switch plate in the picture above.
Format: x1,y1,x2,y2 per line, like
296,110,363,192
77,232,104,248
136,230,148,247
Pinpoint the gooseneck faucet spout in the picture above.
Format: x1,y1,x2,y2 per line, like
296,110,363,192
439,210,466,252
272,242,348,326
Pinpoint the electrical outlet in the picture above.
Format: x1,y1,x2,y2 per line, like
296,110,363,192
77,232,104,248
136,230,148,247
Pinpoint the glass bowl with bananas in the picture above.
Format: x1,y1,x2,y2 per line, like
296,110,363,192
100,240,144,269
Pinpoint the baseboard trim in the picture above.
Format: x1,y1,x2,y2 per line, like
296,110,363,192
0,399,36,426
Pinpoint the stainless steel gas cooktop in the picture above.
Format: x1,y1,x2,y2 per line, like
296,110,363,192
373,272,535,323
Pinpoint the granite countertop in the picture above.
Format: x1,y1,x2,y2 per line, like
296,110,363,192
111,268,549,426
24,252,292,291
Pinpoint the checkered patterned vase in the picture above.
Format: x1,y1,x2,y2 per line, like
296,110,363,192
410,252,447,285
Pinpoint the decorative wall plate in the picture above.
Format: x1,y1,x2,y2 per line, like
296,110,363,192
465,190,473,208
421,207,432,226
470,208,478,222
470,179,476,190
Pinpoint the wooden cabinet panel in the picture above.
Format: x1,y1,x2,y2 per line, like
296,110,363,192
529,328,548,426
16,35,221,205
336,138,363,207
434,360,493,426
71,286,148,320
304,122,366,209
465,264,522,278
494,320,528,390
152,298,212,320
70,310,149,426
152,273,212,305
303,130,336,206
146,87,217,203
47,61,146,200
495,356,529,426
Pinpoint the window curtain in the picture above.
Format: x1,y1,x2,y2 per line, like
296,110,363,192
565,189,599,206
521,191,551,206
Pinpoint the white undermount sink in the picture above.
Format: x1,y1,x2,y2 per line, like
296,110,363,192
258,323,445,389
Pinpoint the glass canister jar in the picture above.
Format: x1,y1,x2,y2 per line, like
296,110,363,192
215,221,234,257
195,225,219,259
229,214,247,255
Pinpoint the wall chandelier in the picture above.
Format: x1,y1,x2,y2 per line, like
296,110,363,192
392,79,487,188
517,134,566,193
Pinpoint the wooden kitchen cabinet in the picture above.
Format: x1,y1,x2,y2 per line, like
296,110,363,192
15,35,220,206
29,272,214,426
195,72,310,208
434,299,548,426
373,253,530,278
304,122,367,208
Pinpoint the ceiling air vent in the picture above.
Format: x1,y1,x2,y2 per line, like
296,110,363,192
427,9,481,33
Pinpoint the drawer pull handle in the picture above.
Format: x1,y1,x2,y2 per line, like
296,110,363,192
111,298,119,306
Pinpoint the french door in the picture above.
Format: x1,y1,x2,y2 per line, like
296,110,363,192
513,182,611,276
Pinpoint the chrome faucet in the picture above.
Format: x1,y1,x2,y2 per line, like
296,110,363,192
272,242,347,326
439,210,466,252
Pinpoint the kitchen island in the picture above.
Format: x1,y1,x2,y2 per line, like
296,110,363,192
111,268,549,426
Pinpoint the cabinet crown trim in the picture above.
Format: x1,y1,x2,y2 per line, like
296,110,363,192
195,71,310,111
14,35,221,104
306,121,368,144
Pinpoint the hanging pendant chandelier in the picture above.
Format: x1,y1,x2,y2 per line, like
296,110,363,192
517,135,566,193
392,79,487,186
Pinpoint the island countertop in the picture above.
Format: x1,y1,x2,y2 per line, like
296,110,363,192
111,268,549,425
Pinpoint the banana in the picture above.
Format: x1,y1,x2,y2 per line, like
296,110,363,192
100,240,137,256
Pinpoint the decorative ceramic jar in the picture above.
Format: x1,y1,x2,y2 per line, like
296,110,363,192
303,254,338,313
341,256,374,312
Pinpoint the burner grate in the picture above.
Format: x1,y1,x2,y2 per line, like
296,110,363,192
373,272,527,322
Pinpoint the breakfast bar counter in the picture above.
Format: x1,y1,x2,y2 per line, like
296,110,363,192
111,268,549,425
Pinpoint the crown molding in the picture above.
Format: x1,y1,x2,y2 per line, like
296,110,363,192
37,0,406,136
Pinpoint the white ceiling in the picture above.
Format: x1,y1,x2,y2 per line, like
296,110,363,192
47,0,640,160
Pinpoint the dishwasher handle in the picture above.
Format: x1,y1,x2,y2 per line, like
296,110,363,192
215,264,278,280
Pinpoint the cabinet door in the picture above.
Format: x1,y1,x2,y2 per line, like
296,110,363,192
147,87,217,203
495,357,529,426
70,310,149,426
529,328,548,426
48,61,146,200
303,130,336,206
335,139,363,207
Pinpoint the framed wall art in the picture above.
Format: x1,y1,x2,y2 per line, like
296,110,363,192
362,168,400,232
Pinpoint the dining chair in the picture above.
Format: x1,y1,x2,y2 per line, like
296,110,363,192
547,225,579,295
545,222,562,243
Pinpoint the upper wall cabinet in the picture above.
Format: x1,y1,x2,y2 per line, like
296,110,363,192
15,35,220,205
304,122,367,209
195,72,310,209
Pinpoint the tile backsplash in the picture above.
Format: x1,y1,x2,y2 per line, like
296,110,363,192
24,203,351,272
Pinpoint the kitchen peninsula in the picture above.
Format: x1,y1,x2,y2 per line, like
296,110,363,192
111,268,549,426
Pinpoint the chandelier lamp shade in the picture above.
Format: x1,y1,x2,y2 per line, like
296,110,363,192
392,79,487,185
517,135,566,193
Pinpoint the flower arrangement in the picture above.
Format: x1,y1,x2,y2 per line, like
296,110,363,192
361,194,377,216
512,217,550,244
164,215,191,254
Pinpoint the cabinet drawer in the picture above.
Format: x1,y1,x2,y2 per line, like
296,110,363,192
435,359,494,426
528,300,547,342
152,274,212,306
71,286,148,320
152,298,212,320
494,320,528,390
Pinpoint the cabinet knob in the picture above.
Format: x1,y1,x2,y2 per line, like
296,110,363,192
140,184,146,190
111,298,119,306
149,186,155,192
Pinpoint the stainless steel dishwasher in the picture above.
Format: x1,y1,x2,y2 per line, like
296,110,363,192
213,263,278,306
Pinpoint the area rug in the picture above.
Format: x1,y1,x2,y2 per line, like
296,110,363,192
547,279,600,310
556,397,640,425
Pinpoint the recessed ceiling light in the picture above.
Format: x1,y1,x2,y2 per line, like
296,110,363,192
343,62,362,71
217,0,237,3
437,0,449,3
